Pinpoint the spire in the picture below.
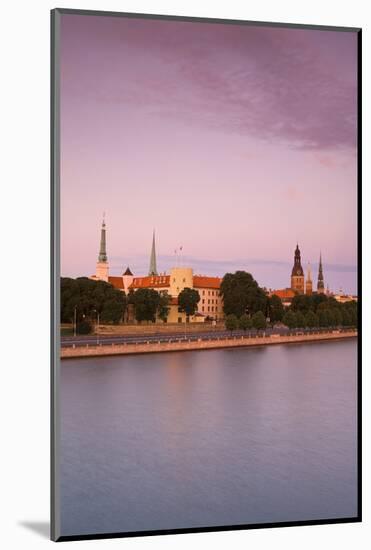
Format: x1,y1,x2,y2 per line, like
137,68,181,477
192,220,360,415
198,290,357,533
148,230,158,276
307,262,312,281
98,213,107,263
291,243,304,276
123,266,133,276
317,252,324,293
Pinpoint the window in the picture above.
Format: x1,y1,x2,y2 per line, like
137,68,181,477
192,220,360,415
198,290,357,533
183,278,186,283
202,299,205,304
202,307,204,312
208,307,210,312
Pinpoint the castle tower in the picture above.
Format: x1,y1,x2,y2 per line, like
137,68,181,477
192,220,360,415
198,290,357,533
317,253,325,294
122,266,134,293
305,262,313,295
148,230,158,276
291,243,305,294
95,214,109,282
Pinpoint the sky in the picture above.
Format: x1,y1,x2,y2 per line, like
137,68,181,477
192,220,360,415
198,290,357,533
60,14,358,294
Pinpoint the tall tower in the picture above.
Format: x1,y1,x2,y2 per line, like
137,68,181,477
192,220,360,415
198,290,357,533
317,253,325,294
291,243,305,294
305,262,313,295
148,230,158,276
95,214,109,282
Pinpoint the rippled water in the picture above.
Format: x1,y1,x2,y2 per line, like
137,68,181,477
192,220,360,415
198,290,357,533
60,340,358,536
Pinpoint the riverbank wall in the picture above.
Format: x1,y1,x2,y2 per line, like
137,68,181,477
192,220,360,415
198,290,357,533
61,330,357,359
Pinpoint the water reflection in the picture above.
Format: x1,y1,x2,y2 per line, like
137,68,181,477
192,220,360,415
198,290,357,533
60,340,357,536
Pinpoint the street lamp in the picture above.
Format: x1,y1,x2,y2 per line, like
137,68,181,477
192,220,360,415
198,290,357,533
93,309,100,345
73,305,77,338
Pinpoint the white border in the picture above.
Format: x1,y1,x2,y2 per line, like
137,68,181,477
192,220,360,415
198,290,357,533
1,1,368,548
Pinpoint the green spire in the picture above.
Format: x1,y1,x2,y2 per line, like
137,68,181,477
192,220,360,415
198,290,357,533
98,214,107,263
148,230,158,276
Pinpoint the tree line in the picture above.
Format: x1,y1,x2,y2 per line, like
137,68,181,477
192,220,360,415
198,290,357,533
61,272,357,334
219,271,357,331
61,277,201,333
283,293,357,329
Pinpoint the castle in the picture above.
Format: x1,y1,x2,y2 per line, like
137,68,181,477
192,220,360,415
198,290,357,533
90,217,223,323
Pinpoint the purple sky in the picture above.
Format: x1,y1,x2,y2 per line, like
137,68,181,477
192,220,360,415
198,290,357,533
60,14,358,294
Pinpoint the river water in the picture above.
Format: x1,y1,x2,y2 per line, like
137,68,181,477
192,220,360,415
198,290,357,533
60,340,358,536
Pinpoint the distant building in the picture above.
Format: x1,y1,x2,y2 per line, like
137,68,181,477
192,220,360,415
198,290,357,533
90,217,223,323
333,288,358,304
291,244,305,293
128,268,223,323
267,288,296,308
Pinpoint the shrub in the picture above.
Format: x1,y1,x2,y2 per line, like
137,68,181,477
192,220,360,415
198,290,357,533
225,314,239,332
239,314,252,331
252,311,266,330
76,320,93,335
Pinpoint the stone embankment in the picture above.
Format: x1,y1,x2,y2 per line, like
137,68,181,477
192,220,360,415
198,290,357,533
61,330,357,359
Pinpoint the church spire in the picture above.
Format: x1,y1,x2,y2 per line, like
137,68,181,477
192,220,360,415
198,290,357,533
98,213,107,263
305,262,313,295
291,243,305,294
317,253,324,293
148,230,158,276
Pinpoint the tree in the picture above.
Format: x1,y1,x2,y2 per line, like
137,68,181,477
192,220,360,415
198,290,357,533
326,309,339,327
220,271,267,318
318,309,329,327
60,277,126,324
331,308,342,326
157,292,170,322
252,311,266,330
131,288,160,323
225,314,239,332
342,301,357,327
101,299,126,324
268,294,284,323
295,311,306,328
341,308,351,327
305,310,319,328
178,287,200,320
283,310,296,329
311,293,329,311
291,294,312,314
239,314,252,331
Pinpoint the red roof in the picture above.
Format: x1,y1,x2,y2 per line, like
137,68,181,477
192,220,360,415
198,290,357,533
130,275,170,289
108,276,124,290
270,288,295,299
193,276,221,289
